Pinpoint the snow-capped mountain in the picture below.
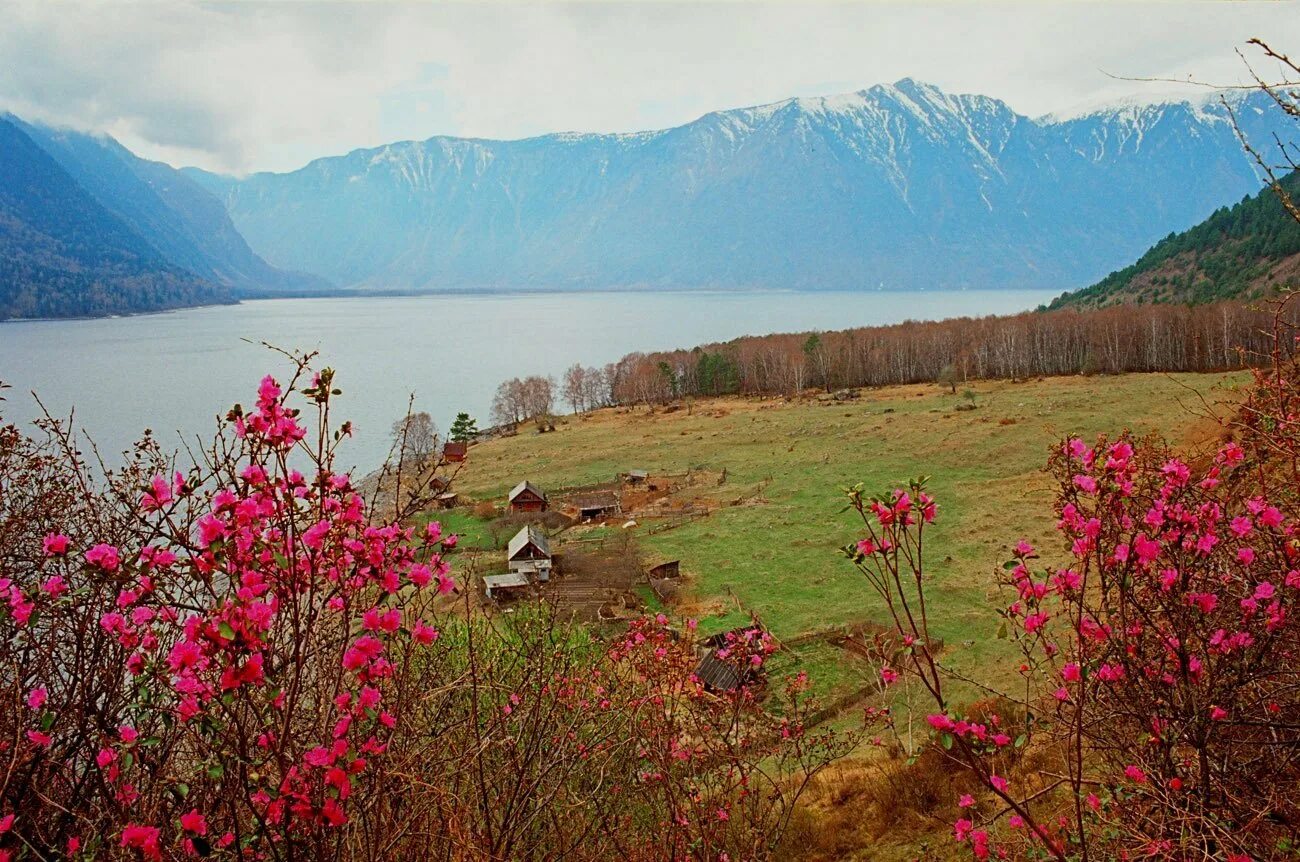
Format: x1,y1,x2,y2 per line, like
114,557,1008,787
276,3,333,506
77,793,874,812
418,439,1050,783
185,79,1294,292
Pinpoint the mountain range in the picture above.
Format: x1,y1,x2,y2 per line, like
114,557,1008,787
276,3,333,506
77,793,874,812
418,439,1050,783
2,79,1296,319
0,115,328,319
0,116,228,319
186,79,1292,294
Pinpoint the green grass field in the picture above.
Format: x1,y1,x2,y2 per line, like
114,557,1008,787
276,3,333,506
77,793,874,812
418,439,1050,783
440,372,1245,703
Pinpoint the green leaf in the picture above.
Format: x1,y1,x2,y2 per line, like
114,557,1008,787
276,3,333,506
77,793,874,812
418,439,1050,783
174,782,190,799
941,733,954,750
206,762,224,779
218,622,236,641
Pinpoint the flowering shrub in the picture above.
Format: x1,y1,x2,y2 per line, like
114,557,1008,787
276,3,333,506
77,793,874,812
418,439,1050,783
845,341,1300,859
0,361,845,861
0,363,453,859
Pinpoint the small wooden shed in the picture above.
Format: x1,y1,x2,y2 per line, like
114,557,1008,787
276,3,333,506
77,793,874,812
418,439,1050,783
647,560,681,580
507,525,552,582
443,441,468,463
569,489,621,521
694,650,746,692
483,572,531,601
508,480,548,513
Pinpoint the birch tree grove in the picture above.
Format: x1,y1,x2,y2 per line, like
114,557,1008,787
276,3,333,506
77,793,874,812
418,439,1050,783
598,300,1299,404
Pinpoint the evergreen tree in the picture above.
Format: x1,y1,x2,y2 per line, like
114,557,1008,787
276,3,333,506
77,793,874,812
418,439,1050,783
449,412,478,442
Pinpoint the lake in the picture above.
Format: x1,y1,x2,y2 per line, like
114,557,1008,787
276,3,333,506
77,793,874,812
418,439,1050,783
0,289,1055,472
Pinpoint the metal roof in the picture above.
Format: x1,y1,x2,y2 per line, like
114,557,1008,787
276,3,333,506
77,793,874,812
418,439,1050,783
694,650,745,692
508,480,546,502
627,469,649,479
507,525,551,560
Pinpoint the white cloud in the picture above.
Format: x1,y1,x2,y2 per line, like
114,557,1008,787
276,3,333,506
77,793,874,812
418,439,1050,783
1,0,1298,174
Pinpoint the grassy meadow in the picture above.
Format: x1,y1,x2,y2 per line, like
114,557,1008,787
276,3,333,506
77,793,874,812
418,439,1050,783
440,372,1246,703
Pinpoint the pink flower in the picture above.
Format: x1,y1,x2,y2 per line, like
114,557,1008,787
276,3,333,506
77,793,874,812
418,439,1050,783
958,794,975,808
179,810,207,835
26,730,51,748
120,824,161,860
411,621,439,646
84,543,121,572
26,687,46,710
1124,765,1147,784
140,474,173,511
302,519,331,550
879,666,898,684
988,774,1008,792
42,533,69,556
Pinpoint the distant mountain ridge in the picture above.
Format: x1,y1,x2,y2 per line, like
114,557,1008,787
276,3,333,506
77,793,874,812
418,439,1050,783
1051,170,1300,309
10,116,331,297
186,80,1293,293
0,117,227,320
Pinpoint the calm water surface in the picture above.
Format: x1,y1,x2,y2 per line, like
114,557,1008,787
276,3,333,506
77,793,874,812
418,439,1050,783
0,290,1054,471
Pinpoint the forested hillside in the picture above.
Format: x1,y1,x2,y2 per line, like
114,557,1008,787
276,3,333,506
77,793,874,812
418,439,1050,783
10,116,331,297
0,118,228,319
1051,170,1300,308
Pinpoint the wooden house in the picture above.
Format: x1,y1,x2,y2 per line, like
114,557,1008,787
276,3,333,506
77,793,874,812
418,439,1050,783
623,469,649,485
443,441,468,463
507,525,552,582
508,480,548,513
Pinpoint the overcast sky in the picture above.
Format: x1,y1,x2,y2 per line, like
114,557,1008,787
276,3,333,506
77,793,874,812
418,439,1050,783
2,1,1298,175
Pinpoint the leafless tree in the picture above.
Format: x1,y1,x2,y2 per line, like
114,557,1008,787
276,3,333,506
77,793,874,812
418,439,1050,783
390,410,438,469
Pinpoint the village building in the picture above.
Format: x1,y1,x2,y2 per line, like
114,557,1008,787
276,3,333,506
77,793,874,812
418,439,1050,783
647,560,681,580
443,441,468,463
482,572,531,601
506,525,552,582
693,650,746,692
507,480,548,513
623,469,649,485
568,489,621,521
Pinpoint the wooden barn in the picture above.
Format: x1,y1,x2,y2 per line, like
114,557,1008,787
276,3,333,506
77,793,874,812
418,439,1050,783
508,480,548,513
443,441,468,463
569,489,621,521
507,525,552,582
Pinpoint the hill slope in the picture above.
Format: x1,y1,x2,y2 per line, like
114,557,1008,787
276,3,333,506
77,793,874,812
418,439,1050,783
188,82,1291,293
0,118,228,319
10,116,330,297
1050,171,1300,309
